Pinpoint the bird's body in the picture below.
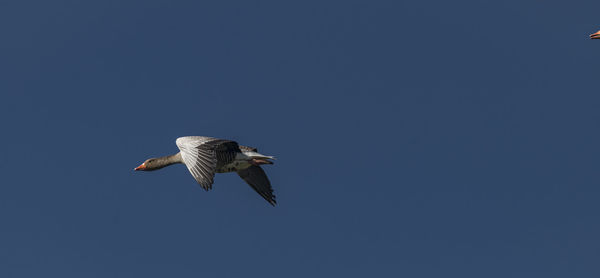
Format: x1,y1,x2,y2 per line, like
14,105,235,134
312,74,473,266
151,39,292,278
216,158,249,173
215,152,253,173
135,136,276,205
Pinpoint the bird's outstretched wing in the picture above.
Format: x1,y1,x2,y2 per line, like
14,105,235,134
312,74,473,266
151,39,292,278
176,136,240,190
237,165,276,206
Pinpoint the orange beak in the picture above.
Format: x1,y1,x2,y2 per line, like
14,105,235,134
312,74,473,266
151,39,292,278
134,163,146,171
590,30,600,39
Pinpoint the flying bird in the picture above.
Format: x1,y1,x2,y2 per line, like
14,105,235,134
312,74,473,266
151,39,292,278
135,136,276,205
591,30,600,39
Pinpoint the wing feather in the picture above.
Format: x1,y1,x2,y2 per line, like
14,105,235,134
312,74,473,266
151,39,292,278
237,165,276,206
176,136,241,190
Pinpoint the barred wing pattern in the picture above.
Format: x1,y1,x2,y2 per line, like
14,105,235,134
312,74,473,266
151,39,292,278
176,136,240,190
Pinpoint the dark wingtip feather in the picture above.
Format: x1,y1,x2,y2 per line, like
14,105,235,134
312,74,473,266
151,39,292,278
237,165,277,206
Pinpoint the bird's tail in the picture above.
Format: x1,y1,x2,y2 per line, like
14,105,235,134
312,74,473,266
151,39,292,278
245,151,275,163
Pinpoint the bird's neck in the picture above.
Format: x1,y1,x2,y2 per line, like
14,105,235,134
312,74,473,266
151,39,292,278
153,152,183,170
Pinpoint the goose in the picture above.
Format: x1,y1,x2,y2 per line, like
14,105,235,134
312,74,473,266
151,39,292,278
591,30,600,39
134,136,276,206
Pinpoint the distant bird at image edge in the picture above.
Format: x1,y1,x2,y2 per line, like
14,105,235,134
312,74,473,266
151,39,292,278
135,136,276,206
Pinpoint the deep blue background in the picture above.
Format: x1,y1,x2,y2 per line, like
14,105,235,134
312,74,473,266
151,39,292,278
1,1,599,277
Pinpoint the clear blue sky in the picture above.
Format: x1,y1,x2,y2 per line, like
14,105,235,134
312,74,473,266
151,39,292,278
1,1,599,277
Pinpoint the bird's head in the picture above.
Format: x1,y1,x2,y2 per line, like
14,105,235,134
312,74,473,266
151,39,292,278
134,158,157,171
591,30,600,39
